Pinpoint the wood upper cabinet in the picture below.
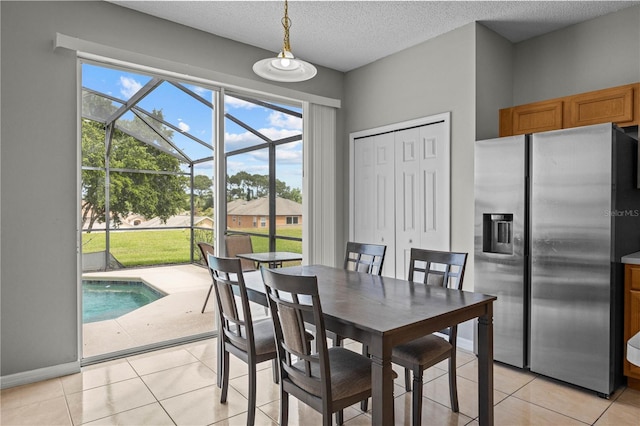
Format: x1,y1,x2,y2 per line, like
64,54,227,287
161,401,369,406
625,263,640,390
499,83,640,136
566,84,636,128
500,100,563,137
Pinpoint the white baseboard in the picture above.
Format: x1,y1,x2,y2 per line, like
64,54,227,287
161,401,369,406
457,335,474,353
1,361,81,389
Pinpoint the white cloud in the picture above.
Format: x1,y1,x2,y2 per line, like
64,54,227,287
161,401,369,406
119,76,142,99
178,121,191,132
227,159,269,176
276,148,302,164
224,128,302,152
225,96,258,110
193,162,214,175
259,127,301,141
192,86,210,97
269,111,302,130
244,143,302,165
224,131,262,149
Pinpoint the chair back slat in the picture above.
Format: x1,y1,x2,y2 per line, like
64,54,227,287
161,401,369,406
343,242,386,276
207,254,255,353
408,248,467,290
217,275,241,322
261,268,330,400
278,303,309,355
225,234,257,271
197,242,214,267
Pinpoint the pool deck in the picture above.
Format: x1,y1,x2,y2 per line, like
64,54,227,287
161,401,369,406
82,264,217,358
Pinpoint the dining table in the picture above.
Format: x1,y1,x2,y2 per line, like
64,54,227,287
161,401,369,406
236,251,303,268
237,264,496,425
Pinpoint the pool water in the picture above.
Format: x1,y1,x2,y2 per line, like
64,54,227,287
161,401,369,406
82,280,166,324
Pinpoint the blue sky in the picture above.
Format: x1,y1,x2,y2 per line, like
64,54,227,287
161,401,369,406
82,63,303,190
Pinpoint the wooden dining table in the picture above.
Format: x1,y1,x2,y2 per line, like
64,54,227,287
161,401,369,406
237,264,496,425
236,251,303,268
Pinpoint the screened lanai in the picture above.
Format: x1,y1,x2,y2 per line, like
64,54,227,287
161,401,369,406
80,61,304,361
81,62,304,272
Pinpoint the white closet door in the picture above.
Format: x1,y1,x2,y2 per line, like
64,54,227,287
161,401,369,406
353,133,396,276
353,138,375,244
395,127,421,279
395,122,450,279
372,133,395,276
418,122,450,251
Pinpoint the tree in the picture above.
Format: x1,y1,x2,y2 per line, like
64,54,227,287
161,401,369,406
227,171,268,201
81,120,107,231
275,181,302,203
81,106,189,232
193,175,212,197
193,174,213,213
227,171,302,203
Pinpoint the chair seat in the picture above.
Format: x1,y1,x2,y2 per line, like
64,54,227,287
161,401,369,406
392,334,452,366
251,319,278,355
292,347,372,400
232,319,276,355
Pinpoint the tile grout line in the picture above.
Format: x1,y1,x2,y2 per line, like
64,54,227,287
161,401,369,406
128,357,179,426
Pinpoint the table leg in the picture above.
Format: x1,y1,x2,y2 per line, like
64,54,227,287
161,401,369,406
370,339,394,425
477,303,494,426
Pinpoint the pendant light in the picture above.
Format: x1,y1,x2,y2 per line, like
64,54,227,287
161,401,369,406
253,0,317,82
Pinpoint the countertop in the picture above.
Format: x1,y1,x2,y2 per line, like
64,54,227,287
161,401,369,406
621,251,640,265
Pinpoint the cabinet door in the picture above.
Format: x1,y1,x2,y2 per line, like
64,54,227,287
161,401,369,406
625,264,640,379
626,289,640,378
565,84,637,129
507,100,564,136
395,123,450,279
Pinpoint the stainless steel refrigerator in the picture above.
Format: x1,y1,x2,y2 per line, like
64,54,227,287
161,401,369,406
474,123,640,396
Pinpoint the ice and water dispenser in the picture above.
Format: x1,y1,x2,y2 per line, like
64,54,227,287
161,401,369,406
482,213,513,254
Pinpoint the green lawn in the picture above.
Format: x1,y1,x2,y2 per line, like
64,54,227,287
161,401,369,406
83,227,302,267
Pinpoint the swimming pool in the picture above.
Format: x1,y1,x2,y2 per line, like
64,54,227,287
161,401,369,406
82,279,166,324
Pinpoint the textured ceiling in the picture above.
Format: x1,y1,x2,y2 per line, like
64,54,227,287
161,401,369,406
109,1,640,72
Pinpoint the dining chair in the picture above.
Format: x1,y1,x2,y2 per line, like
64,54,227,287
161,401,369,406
225,234,258,271
392,248,468,426
207,254,278,426
261,267,374,426
196,242,215,313
343,241,386,275
334,241,387,348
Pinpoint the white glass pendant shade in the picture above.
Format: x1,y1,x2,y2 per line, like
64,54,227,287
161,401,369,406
253,50,317,82
253,0,317,82
275,50,295,70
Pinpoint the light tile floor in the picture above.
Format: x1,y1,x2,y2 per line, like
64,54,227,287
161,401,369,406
2,338,639,425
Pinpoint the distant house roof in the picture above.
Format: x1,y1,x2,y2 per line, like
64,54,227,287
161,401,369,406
227,196,302,216
82,213,211,230
135,214,211,228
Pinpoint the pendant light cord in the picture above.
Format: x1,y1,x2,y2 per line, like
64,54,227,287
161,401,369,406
281,0,292,53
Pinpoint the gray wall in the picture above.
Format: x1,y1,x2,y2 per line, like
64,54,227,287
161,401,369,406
0,1,344,378
475,25,514,140
513,5,640,104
